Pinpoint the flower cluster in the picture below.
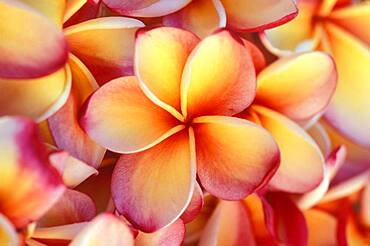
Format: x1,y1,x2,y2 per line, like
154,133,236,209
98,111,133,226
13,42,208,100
0,0,369,245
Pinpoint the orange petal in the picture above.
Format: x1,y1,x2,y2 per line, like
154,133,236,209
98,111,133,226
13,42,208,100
0,65,72,122
49,150,98,188
252,106,325,193
0,214,19,246
135,27,199,113
193,116,279,200
181,182,204,224
48,55,106,168
329,2,370,45
198,201,257,245
69,213,134,246
323,23,370,147
181,29,256,119
65,17,144,84
102,0,192,17
304,209,338,246
360,182,370,228
81,76,181,154
221,0,298,32
0,117,65,228
0,0,68,79
261,0,319,55
111,129,196,232
36,189,96,228
135,219,185,246
256,52,337,121
163,0,226,38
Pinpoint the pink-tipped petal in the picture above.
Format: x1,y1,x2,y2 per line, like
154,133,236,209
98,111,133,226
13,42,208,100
252,106,325,193
65,17,145,84
111,129,196,232
181,182,204,224
220,0,298,32
70,213,134,246
102,0,192,17
36,189,96,228
0,0,68,79
242,39,267,73
199,201,257,246
256,52,337,121
193,116,279,200
163,0,226,38
81,76,181,154
181,29,256,119
48,55,106,168
0,117,65,228
135,219,185,246
135,27,200,113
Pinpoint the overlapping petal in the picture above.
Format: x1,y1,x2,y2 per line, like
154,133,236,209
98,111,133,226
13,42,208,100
0,117,65,228
48,55,106,168
193,116,279,200
330,3,370,45
252,106,325,193
135,27,200,113
220,0,298,32
198,201,256,245
256,52,337,121
49,150,98,188
181,29,256,119
111,129,196,232
261,0,319,54
323,23,370,147
0,0,68,79
163,0,226,38
69,213,134,246
81,76,181,153
65,17,145,84
181,182,204,223
36,189,96,227
102,0,192,17
0,66,72,122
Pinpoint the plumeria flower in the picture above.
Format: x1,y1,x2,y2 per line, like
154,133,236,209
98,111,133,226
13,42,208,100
0,116,65,243
0,0,156,168
261,0,370,147
238,50,337,193
81,27,281,232
163,0,298,37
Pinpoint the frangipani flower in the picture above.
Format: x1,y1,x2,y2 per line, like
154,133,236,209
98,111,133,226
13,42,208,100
81,27,281,232
163,0,298,37
261,0,370,147
237,51,337,193
0,116,65,230
0,0,149,168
